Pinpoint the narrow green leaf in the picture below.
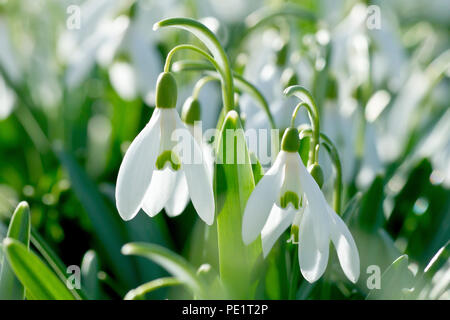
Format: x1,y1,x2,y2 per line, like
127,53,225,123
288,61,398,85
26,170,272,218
30,228,86,300
81,250,100,300
0,201,30,300
366,255,415,300
122,242,205,298
3,238,75,300
124,277,182,300
214,111,261,298
342,192,363,224
411,241,450,299
358,175,385,231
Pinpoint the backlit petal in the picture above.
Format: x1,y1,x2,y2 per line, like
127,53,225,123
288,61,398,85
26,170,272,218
115,109,161,220
328,206,360,283
298,206,330,283
261,205,296,257
242,151,287,244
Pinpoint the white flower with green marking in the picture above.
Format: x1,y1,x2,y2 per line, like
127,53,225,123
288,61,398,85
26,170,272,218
242,128,360,283
115,72,214,225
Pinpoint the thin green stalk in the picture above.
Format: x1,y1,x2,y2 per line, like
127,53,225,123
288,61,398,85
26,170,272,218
124,277,182,300
164,44,221,75
300,129,343,214
154,18,235,111
171,60,276,129
192,75,218,100
284,86,320,166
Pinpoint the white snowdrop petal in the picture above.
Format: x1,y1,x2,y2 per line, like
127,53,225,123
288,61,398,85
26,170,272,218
261,205,296,257
175,117,215,225
296,152,330,249
328,207,360,283
115,109,161,221
164,171,190,217
298,206,330,283
242,151,287,244
142,167,177,217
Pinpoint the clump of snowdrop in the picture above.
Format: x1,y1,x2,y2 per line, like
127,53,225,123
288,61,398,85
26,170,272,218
115,72,215,225
242,126,360,283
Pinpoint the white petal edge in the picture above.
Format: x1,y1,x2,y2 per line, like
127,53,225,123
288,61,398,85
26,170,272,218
297,152,330,249
261,205,296,258
142,167,178,217
298,206,330,283
175,116,215,225
115,108,161,221
164,171,190,217
242,151,287,244
328,206,360,283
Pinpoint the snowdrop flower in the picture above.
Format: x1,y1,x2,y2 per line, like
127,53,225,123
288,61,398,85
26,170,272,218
115,72,215,225
242,128,360,283
162,96,214,217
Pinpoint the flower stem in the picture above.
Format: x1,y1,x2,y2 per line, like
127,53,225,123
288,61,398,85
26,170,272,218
299,129,343,214
284,86,320,166
170,60,276,129
163,44,221,75
155,18,235,111
192,75,218,100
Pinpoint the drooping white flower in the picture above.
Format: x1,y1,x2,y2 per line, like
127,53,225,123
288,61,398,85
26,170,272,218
115,73,215,225
163,97,215,218
242,128,360,283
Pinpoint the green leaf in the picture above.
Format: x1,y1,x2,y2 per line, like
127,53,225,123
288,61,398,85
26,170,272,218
56,149,137,286
81,250,100,300
3,238,75,300
0,201,30,300
358,175,385,231
121,242,205,299
342,192,363,224
124,277,182,300
366,255,415,300
411,240,450,299
30,228,86,300
214,111,261,298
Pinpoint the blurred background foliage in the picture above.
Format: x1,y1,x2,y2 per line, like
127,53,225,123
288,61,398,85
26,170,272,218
0,0,449,299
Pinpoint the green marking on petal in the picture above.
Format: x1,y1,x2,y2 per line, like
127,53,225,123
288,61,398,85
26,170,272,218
280,191,300,210
155,150,181,171
290,224,299,244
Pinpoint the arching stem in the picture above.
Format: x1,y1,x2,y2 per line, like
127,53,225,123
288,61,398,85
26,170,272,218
192,75,218,100
284,86,320,166
171,60,276,129
155,18,235,112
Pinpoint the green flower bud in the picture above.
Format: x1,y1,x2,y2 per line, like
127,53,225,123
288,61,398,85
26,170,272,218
308,163,324,188
181,97,201,125
281,127,300,152
155,72,177,109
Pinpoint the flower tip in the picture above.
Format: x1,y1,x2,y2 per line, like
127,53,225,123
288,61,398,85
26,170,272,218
152,22,160,31
16,201,30,211
225,109,239,121
2,237,14,248
347,269,360,284
121,244,132,255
